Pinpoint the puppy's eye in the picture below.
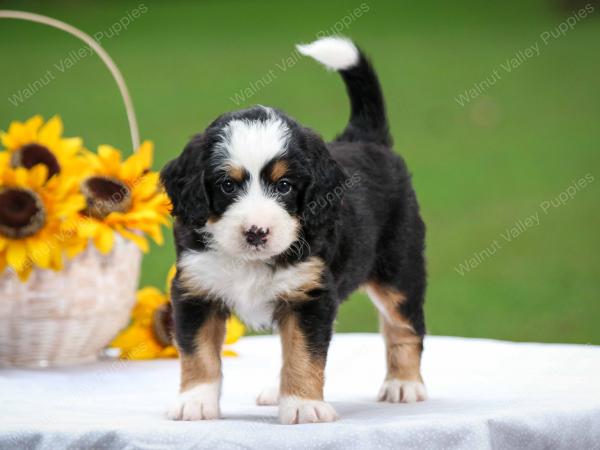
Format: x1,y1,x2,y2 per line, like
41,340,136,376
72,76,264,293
275,180,293,195
220,180,238,195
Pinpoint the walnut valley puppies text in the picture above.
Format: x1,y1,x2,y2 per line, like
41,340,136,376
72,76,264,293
455,173,594,275
7,3,148,107
229,2,370,106
303,171,362,222
454,3,595,107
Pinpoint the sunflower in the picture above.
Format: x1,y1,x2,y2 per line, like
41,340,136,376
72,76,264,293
1,115,87,180
111,265,245,359
78,141,171,254
110,286,179,359
0,163,86,281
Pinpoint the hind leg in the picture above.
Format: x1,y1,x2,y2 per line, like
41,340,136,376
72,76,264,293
256,336,280,406
256,378,280,406
365,282,427,403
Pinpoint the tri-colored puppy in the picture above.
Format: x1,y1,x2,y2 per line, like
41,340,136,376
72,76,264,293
161,36,427,424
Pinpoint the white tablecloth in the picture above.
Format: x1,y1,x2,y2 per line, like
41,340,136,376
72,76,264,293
1,334,599,450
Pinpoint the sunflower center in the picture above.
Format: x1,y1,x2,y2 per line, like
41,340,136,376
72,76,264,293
12,144,61,178
81,176,132,219
0,188,46,238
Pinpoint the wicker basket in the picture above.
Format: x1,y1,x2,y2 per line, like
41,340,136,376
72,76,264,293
0,11,144,367
0,237,141,367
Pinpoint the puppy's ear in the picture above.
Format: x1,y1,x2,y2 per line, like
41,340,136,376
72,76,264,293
301,129,346,230
160,136,210,226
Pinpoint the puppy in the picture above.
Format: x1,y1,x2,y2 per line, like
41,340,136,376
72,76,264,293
161,36,427,424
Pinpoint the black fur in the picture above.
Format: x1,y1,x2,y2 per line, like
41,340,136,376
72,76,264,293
171,279,230,354
161,44,426,358
336,51,392,147
160,134,211,227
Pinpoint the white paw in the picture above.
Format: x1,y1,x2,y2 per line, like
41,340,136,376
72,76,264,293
256,383,279,406
279,396,338,424
377,379,428,403
167,382,221,420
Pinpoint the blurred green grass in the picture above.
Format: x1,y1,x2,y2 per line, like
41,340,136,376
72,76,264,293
0,0,598,343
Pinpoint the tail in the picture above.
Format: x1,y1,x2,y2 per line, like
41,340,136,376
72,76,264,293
297,36,392,147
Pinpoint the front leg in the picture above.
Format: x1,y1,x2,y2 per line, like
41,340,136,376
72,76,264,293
276,295,338,424
167,281,229,421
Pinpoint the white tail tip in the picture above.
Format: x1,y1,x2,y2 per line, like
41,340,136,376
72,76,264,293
296,36,359,71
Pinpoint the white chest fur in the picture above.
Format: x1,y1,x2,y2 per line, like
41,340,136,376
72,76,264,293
178,250,323,329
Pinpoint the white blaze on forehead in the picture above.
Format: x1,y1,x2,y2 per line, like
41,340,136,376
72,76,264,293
215,115,290,176
206,111,298,263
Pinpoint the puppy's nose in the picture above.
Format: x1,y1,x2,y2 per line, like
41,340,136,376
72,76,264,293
245,225,269,247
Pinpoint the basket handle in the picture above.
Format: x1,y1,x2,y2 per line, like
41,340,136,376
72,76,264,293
0,10,140,152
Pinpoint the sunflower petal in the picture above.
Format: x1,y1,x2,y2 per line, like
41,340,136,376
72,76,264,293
38,115,63,146
0,250,6,274
54,194,86,217
78,218,101,238
2,121,27,149
24,115,44,135
14,167,28,186
121,154,143,182
132,173,160,200
94,226,115,254
225,316,246,344
137,223,164,245
97,145,122,176
58,137,83,156
29,164,49,187
4,116,43,150
117,227,149,252
64,238,88,259
0,152,10,171
136,286,168,312
25,238,51,269
16,263,33,282
111,325,164,360
49,245,64,271
0,132,14,149
159,346,179,358
6,240,29,272
137,140,154,168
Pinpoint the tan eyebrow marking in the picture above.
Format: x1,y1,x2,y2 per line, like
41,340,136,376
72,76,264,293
270,160,288,182
226,164,245,182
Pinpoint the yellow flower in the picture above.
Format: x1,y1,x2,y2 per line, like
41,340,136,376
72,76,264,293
166,263,177,293
110,287,177,359
111,265,246,359
0,163,86,281
225,316,245,345
78,141,171,254
0,115,87,180
0,152,9,169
